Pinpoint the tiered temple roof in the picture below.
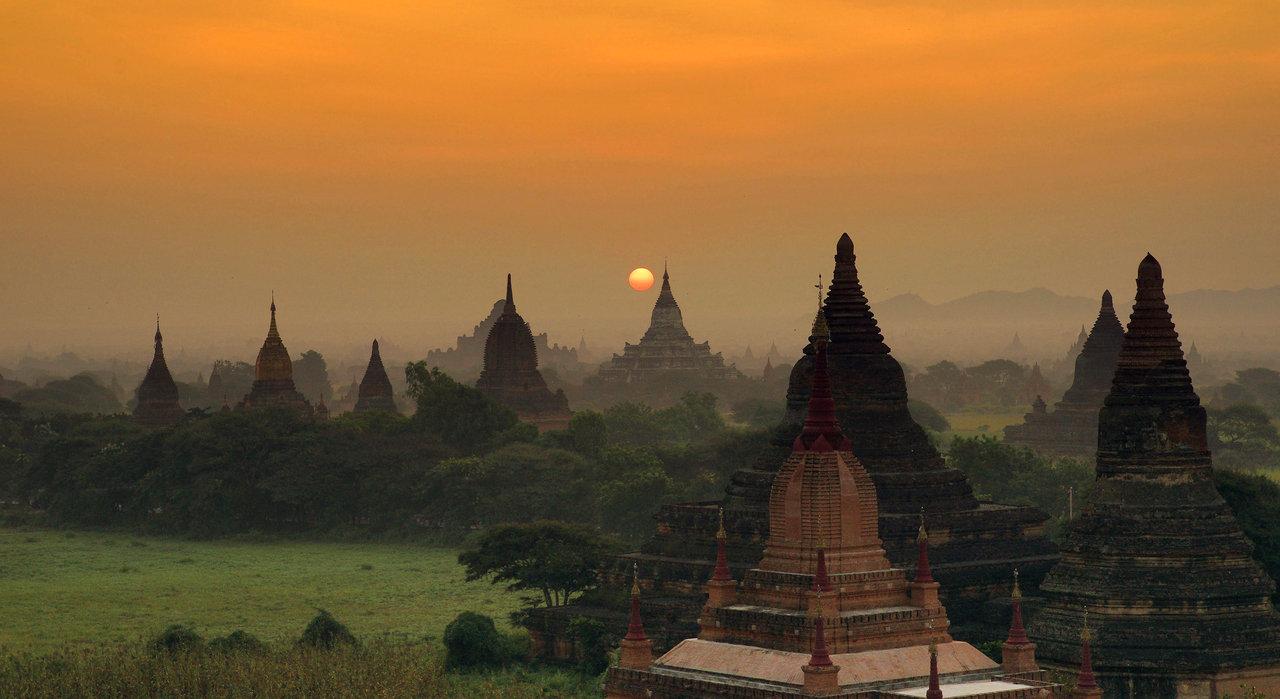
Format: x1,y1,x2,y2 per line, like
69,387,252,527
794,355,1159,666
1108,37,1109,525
1031,254,1280,697
1004,291,1125,457
474,275,571,432
237,298,312,414
354,339,398,414
527,234,1057,662
593,266,744,383
604,318,1058,698
133,319,185,427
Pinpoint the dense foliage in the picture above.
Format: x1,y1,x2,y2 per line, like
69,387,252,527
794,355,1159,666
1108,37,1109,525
1215,470,1280,602
442,612,527,670
0,366,758,542
1209,404,1280,471
947,436,1093,538
910,360,1042,411
458,521,620,608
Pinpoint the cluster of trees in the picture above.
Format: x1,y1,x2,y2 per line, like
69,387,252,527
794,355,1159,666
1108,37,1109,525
908,360,1045,411
0,365,761,542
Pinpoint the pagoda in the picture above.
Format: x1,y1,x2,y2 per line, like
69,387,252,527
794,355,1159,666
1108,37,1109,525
237,298,312,414
593,266,744,383
474,275,571,432
1031,254,1280,697
527,234,1057,660
133,319,185,427
1004,291,1125,458
354,339,398,414
604,314,1058,697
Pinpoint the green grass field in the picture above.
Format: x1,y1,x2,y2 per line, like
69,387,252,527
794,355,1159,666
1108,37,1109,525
939,410,1025,441
0,527,519,652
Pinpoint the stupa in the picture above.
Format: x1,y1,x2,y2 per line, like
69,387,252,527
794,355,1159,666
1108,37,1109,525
1031,254,1280,697
133,319,185,427
1004,291,1125,457
354,339,398,414
604,314,1058,697
593,266,743,383
237,298,312,414
528,235,1057,659
475,275,571,432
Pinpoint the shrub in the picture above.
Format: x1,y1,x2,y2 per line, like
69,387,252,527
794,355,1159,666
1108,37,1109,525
150,624,204,654
568,616,611,675
298,609,357,649
442,611,524,670
209,630,265,653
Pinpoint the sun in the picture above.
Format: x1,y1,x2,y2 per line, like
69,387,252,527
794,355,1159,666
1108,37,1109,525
628,267,655,291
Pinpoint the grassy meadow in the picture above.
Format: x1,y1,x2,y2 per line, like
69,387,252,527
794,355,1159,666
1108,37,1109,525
939,410,1025,441
0,527,596,697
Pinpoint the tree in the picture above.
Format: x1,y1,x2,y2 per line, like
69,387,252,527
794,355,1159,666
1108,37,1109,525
292,350,333,405
405,362,518,450
12,374,122,416
907,399,950,433
1208,404,1280,471
730,397,784,430
458,520,619,608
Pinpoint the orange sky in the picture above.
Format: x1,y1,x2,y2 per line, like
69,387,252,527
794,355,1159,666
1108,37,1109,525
1,1,1278,357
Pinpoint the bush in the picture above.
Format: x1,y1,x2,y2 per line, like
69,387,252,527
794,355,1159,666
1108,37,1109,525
149,624,203,654
208,629,265,653
442,612,525,670
298,609,358,649
568,616,611,675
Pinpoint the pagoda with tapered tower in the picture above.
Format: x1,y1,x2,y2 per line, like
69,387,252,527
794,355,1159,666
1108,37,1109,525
1004,290,1125,458
1032,254,1280,697
604,309,1057,698
238,297,312,414
527,234,1057,662
354,339,398,414
475,275,571,432
593,265,743,383
134,319,185,427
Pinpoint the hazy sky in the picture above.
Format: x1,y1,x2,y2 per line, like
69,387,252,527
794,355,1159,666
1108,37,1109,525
2,2,1277,358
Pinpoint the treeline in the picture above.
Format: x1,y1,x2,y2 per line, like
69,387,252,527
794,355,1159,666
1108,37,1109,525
0,363,764,541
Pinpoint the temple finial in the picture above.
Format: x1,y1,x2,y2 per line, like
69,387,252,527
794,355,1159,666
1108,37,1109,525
1101,289,1113,310
505,274,514,307
925,641,942,699
915,509,933,583
1077,608,1098,690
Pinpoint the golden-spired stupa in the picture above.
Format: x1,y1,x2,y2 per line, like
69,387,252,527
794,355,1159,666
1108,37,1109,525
237,297,312,414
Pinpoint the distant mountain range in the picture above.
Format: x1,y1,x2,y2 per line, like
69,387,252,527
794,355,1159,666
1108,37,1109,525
866,286,1280,365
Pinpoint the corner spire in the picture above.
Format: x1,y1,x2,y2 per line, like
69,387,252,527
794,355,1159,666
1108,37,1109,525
1006,569,1029,645
712,507,732,582
1077,610,1098,691
619,561,654,669
925,642,943,699
626,562,646,641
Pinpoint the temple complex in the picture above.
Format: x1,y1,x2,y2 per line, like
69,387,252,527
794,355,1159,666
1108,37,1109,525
237,298,312,414
1004,291,1125,458
354,339,398,413
1031,254,1280,698
528,234,1056,660
475,275,571,432
133,319,185,427
592,266,744,384
603,318,1059,697
427,298,579,378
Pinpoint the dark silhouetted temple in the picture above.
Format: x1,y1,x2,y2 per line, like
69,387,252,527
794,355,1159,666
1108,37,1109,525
354,339,398,414
1004,291,1125,458
475,275,571,432
594,266,743,383
604,312,1059,697
238,298,312,414
1031,254,1280,697
133,319,185,427
528,234,1057,660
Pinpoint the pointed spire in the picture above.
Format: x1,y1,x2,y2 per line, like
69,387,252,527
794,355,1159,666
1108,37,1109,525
807,586,832,668
371,338,381,360
1101,289,1113,312
505,273,514,311
154,314,162,345
1109,252,1194,403
925,642,943,699
915,511,934,583
1006,569,1029,645
267,294,280,341
795,281,849,451
712,507,732,582
625,562,647,641
1077,610,1098,691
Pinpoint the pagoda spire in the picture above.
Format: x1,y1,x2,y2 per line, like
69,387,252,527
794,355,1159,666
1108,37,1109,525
134,315,184,427
267,293,281,342
915,511,933,583
794,284,850,452
712,507,732,582
700,507,737,619
1074,610,1100,698
505,273,515,311
1001,568,1039,674
619,563,653,669
925,642,943,699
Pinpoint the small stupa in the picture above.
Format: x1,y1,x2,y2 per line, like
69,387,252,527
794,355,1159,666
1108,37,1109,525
237,297,312,414
354,339,398,413
133,318,185,427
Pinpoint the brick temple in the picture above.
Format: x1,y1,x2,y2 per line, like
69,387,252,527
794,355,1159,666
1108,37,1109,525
1004,291,1124,458
527,234,1057,658
474,275,571,432
237,298,312,414
133,319,185,427
603,313,1061,698
1031,254,1280,698
354,339,398,414
593,265,744,384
